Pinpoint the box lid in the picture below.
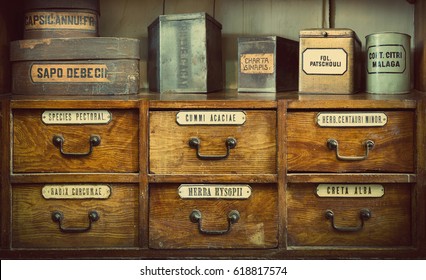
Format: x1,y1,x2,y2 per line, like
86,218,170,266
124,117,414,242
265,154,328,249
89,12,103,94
300,28,359,41
157,12,222,29
238,36,280,43
10,37,140,61
24,0,100,13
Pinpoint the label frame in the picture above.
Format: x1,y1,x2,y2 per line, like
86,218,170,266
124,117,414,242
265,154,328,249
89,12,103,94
302,48,348,76
41,110,112,125
316,184,385,198
178,184,252,199
316,111,388,127
367,44,407,74
176,110,247,126
30,63,110,84
42,184,112,200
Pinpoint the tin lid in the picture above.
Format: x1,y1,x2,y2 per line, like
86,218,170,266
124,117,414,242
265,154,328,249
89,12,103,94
238,36,280,43
158,12,222,29
300,28,359,39
238,36,298,45
10,37,140,61
25,0,100,13
365,31,411,38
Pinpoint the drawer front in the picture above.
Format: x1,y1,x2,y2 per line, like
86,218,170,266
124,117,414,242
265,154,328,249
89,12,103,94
149,183,278,249
287,111,414,172
13,109,139,173
149,110,276,174
12,184,139,248
287,183,412,247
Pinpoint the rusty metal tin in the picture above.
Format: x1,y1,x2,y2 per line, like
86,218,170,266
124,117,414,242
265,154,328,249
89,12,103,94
366,32,411,94
299,28,362,94
10,37,140,95
238,36,298,92
148,12,223,93
24,0,100,39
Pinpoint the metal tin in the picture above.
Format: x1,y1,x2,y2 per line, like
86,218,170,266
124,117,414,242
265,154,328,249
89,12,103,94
24,0,100,39
299,28,362,94
10,37,140,95
238,36,298,92
366,32,411,94
148,12,223,93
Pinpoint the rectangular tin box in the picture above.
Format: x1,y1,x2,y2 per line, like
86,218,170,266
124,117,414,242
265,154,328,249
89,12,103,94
148,12,223,93
238,36,299,92
10,37,140,95
299,28,362,94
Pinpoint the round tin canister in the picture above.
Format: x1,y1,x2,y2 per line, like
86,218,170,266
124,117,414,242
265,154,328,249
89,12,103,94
366,32,411,94
23,0,100,39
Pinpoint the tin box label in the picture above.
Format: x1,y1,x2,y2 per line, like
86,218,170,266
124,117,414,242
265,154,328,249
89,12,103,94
42,184,111,199
176,111,246,126
316,184,384,198
178,184,252,199
302,48,348,75
316,112,388,127
240,53,274,74
25,11,97,31
42,110,112,125
30,64,109,83
367,44,406,74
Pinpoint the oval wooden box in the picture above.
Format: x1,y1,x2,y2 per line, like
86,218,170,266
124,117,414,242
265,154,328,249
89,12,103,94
149,183,278,249
12,108,139,173
12,184,139,248
287,183,412,247
287,110,414,172
10,37,140,95
24,0,100,39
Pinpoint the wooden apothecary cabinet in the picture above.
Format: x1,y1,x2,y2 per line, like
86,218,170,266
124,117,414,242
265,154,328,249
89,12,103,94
1,0,426,260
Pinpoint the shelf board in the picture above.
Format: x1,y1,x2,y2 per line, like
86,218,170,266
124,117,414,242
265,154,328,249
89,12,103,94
287,173,417,183
10,173,140,184
148,174,278,184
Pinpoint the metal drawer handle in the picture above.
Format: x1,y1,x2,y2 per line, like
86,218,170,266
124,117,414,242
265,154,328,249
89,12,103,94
51,210,100,233
189,209,240,235
189,137,237,160
53,135,101,157
327,139,375,161
325,209,371,232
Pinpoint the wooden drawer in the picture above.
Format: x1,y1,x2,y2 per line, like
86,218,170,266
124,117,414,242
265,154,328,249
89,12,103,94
287,111,414,172
149,183,278,249
287,183,412,247
12,184,139,248
149,110,276,174
13,109,139,173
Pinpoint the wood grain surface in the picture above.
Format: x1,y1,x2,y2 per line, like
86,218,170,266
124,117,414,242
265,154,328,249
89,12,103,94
149,110,276,174
287,183,412,247
287,111,414,172
12,184,139,248
149,183,278,249
13,109,139,173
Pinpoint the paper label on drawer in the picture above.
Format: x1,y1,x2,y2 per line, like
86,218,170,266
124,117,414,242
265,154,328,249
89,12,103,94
30,64,109,83
178,184,252,199
316,112,388,127
25,11,97,31
176,111,246,126
42,110,112,125
316,184,384,198
302,48,348,75
42,184,111,199
240,53,274,74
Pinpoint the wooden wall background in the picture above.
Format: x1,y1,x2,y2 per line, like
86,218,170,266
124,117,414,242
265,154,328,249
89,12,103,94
99,0,414,90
